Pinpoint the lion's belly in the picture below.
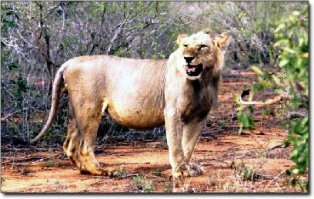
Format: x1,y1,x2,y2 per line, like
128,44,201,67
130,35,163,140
103,63,166,129
106,103,165,130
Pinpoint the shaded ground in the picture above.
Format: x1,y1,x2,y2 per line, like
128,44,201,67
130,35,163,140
1,70,301,193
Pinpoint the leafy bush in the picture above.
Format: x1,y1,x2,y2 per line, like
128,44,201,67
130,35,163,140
245,9,308,191
236,105,255,135
274,10,308,192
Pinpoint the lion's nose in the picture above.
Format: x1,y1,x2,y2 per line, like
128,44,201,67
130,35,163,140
184,56,195,64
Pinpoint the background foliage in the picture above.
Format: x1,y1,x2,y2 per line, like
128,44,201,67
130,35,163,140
262,9,308,191
235,7,308,191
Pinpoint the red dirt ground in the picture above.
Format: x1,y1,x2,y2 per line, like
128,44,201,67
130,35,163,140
0,70,303,193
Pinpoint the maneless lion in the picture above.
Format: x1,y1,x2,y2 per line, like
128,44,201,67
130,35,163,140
31,30,228,178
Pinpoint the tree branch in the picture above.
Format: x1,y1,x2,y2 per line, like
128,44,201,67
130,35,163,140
106,14,129,55
239,89,290,107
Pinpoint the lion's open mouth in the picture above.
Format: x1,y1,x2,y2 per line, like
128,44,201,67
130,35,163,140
186,64,203,76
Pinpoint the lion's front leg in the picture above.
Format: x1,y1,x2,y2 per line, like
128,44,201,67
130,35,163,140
182,120,205,177
164,108,187,178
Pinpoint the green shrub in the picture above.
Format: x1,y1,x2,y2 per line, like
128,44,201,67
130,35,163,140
247,9,308,192
133,175,154,192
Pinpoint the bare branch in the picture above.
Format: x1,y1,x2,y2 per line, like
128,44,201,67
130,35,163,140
106,14,129,55
239,89,290,107
1,108,27,122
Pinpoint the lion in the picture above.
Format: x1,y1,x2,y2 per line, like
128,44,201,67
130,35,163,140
31,30,228,178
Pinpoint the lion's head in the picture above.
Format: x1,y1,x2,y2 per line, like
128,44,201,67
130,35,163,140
175,30,228,80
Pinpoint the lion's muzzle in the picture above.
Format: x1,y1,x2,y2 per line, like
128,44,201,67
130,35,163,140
185,63,203,76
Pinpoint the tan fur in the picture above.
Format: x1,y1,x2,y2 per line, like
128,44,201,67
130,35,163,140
31,31,228,178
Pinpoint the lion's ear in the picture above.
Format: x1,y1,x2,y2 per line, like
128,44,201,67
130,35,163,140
215,33,229,48
176,34,188,46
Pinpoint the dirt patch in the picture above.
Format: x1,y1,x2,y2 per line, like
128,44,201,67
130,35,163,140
0,71,302,193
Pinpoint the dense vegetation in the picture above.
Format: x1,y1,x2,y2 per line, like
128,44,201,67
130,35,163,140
250,8,308,191
1,1,308,191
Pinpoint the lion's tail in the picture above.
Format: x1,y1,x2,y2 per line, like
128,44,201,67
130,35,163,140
30,64,67,144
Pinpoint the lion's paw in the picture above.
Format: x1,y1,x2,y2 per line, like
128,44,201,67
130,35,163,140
186,163,203,177
80,167,113,176
172,163,203,179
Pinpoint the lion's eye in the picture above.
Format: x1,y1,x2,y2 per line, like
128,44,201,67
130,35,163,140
183,44,188,48
199,45,207,50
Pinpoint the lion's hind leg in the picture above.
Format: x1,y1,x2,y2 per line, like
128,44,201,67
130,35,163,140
63,101,109,176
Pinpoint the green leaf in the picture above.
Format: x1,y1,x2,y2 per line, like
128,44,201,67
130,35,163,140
271,75,281,85
275,23,285,33
250,66,264,76
292,11,300,16
283,47,296,54
279,59,289,67
292,168,299,175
